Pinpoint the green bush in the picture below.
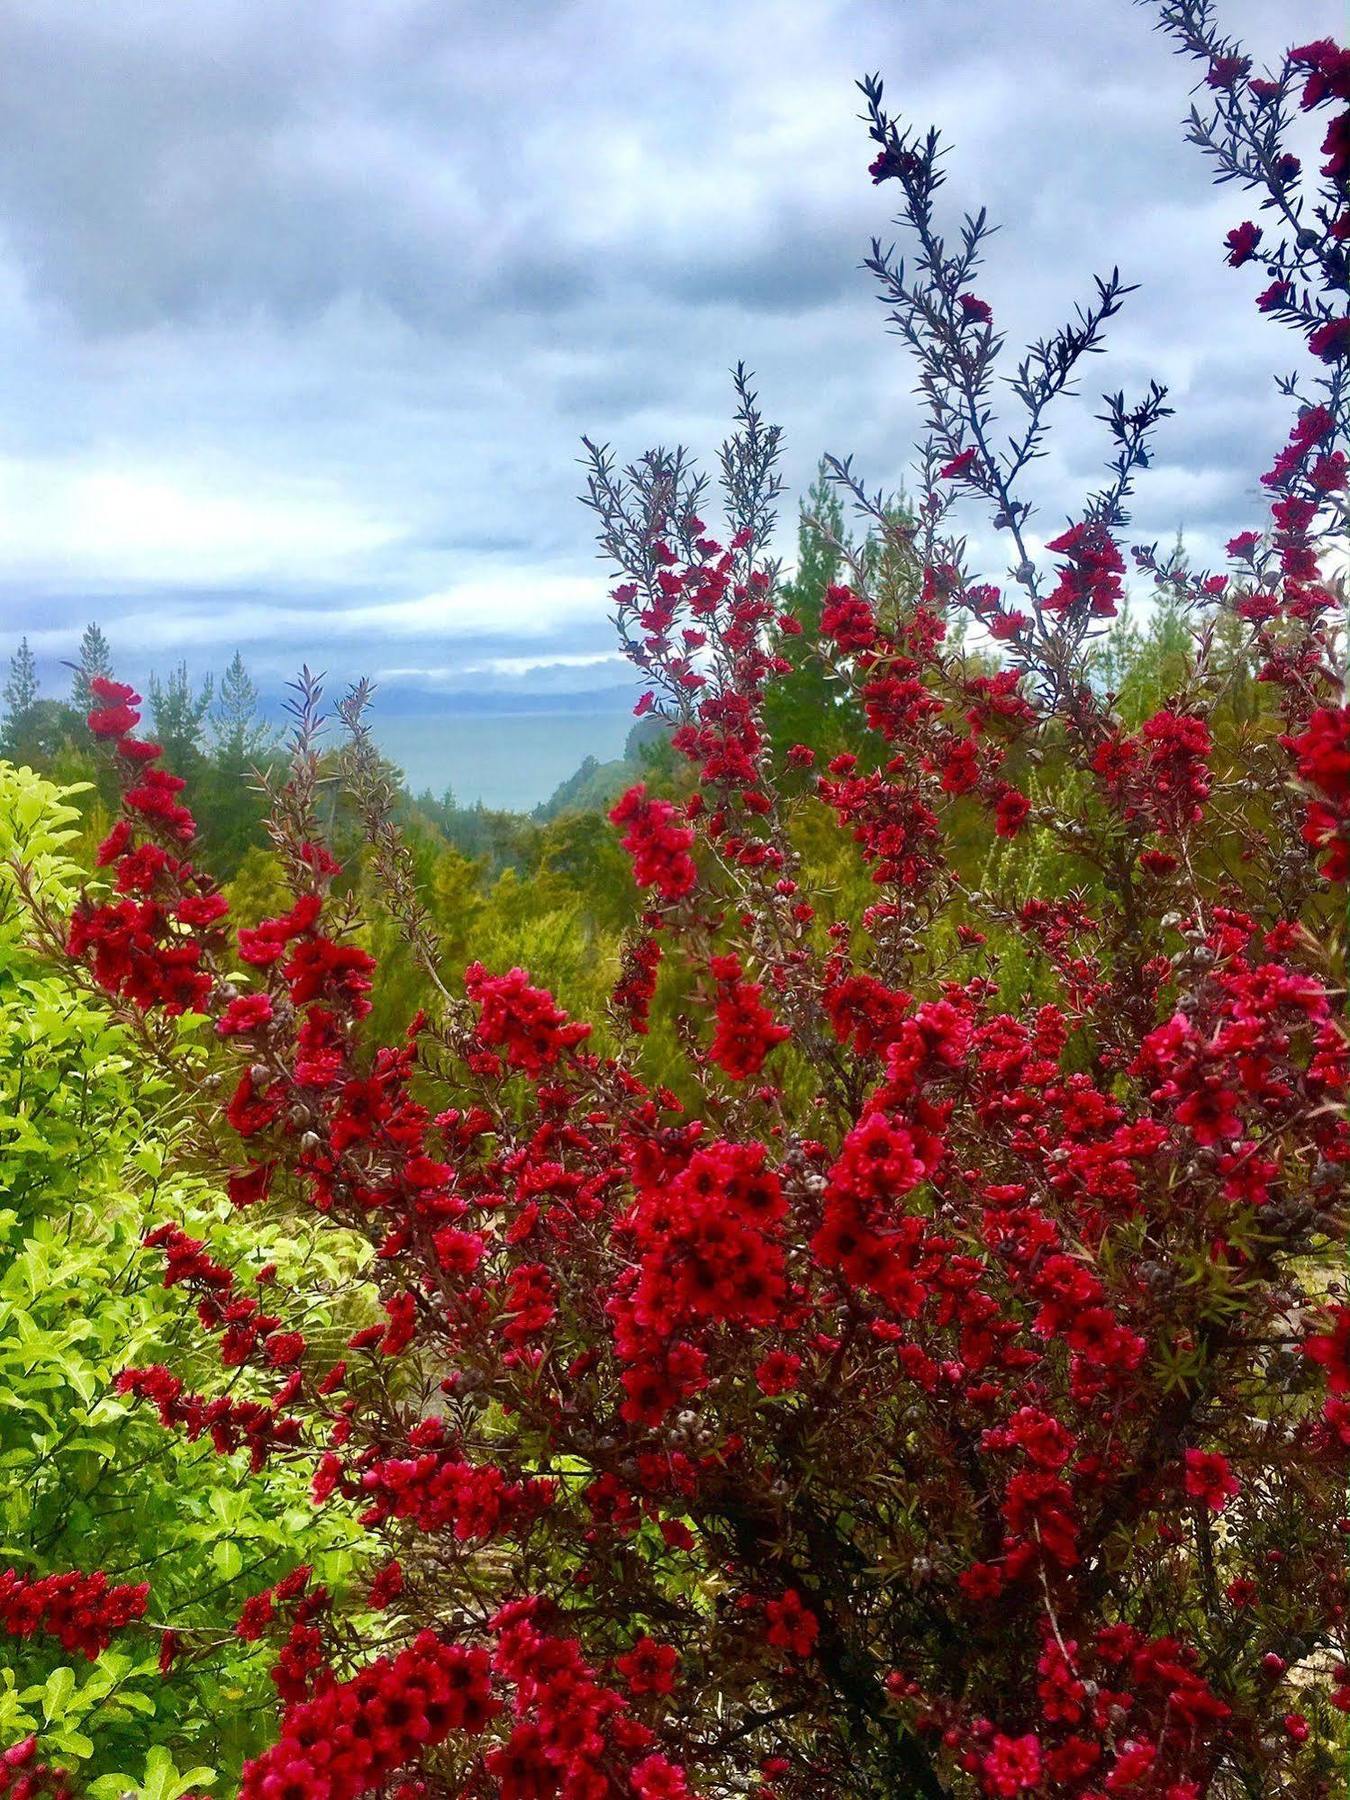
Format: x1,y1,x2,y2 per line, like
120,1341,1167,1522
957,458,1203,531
0,764,370,1795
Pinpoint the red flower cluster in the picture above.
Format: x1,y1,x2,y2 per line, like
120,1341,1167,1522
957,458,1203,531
0,1569,148,1661
85,675,143,739
1286,705,1350,880
247,1597,697,1800
0,1740,77,1800
240,1631,495,1800
612,933,662,1035
924,1621,1232,1796
820,584,878,654
1261,403,1340,494
609,784,697,899
115,1365,304,1473
1042,522,1125,620
239,892,376,1018
612,1138,788,1423
1224,219,1261,265
357,1441,555,1541
1091,709,1212,838
465,961,593,1074
707,954,790,1080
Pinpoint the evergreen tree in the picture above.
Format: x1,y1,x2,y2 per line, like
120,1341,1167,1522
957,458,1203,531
794,462,847,603
70,622,113,715
762,464,866,767
0,637,38,758
196,653,278,877
148,661,213,770
2,639,82,766
759,466,924,771
210,650,275,770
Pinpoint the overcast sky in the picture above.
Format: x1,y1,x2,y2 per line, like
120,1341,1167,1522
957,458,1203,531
0,0,1340,735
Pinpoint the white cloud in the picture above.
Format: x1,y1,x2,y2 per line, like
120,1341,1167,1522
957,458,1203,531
377,651,627,680
0,455,394,585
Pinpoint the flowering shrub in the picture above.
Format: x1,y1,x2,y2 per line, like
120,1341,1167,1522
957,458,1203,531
11,5,1350,1797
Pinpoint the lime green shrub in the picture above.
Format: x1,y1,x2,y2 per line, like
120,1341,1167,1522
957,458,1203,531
0,764,370,1795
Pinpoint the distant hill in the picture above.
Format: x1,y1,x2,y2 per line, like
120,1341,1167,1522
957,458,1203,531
533,714,672,821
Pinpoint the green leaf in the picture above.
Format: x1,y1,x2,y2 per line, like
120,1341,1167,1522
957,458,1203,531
141,1744,217,1800
52,1728,94,1762
213,1537,243,1580
41,1665,74,1723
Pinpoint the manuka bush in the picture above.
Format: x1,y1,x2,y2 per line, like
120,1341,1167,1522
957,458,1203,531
11,3,1350,1796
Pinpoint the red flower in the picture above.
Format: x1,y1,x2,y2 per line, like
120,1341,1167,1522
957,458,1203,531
1224,220,1261,266
869,146,919,185
1308,316,1350,361
1303,1307,1350,1392
939,446,980,481
226,1071,286,1138
617,1636,679,1695
1184,1449,1239,1513
764,1589,818,1657
988,609,1029,640
980,1733,1043,1796
631,1755,692,1799
217,993,274,1036
994,787,1032,838
1255,278,1294,313
755,1350,802,1395
1205,54,1249,89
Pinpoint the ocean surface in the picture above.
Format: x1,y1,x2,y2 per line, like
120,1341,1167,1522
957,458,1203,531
370,709,634,813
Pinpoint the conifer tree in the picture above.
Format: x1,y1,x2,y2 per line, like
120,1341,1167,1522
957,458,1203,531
148,661,213,770
70,621,113,715
0,636,39,758
210,650,275,771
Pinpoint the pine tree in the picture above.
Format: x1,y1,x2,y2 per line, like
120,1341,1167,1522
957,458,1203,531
1,637,39,757
148,661,213,770
3,639,83,767
70,622,113,715
210,651,275,770
194,652,276,877
762,464,863,766
792,463,847,608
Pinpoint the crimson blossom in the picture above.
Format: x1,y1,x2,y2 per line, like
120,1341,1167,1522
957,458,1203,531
20,4,1350,1798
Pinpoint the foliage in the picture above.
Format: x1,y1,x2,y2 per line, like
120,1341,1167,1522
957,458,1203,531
0,766,370,1795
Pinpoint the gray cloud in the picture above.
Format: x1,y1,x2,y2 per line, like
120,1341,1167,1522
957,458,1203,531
0,0,1340,803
